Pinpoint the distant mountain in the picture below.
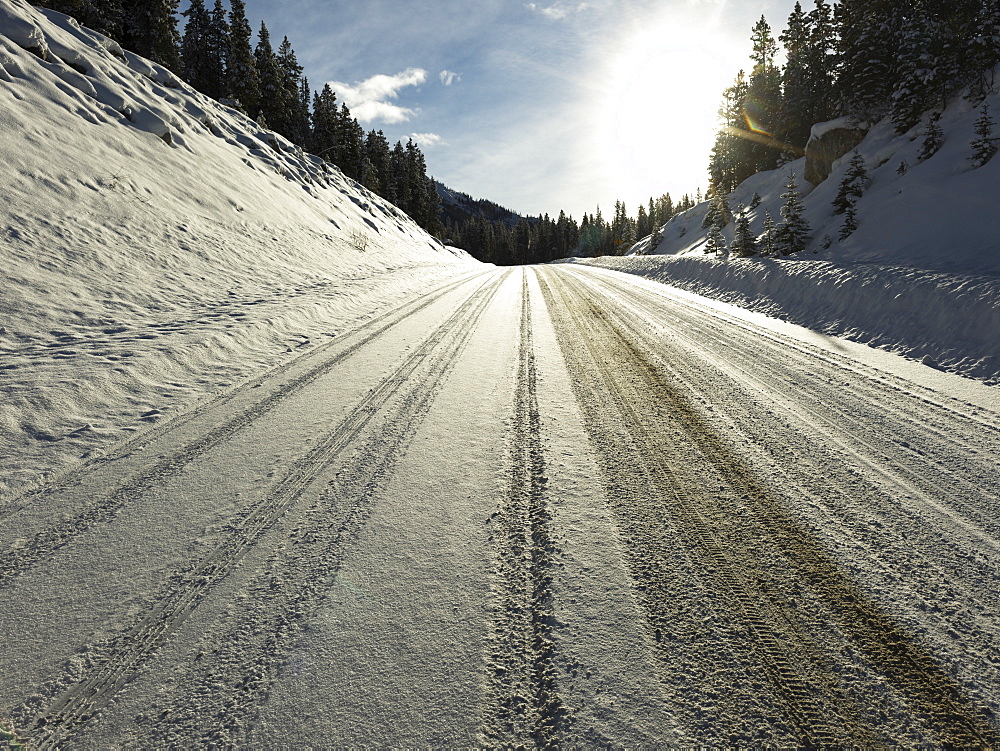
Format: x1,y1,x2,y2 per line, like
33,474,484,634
434,180,525,230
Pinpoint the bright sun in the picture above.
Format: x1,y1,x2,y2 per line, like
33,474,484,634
594,17,737,211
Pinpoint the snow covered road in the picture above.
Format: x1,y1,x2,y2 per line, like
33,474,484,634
1,265,999,747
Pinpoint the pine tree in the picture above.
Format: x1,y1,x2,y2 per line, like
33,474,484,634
967,0,1000,101
778,2,814,147
293,76,312,148
970,103,998,167
836,150,875,241
611,200,635,252
649,222,663,252
390,141,408,207
203,0,229,100
744,17,784,172
834,1,898,118
805,0,836,115
656,193,673,223
400,139,439,233
275,36,304,141
337,103,366,179
731,206,757,257
708,70,750,194
705,222,727,255
702,190,731,229
181,0,212,94
254,23,284,128
34,0,121,41
225,0,259,114
759,210,777,256
365,129,393,201
34,0,83,18
838,149,875,239
122,0,181,72
359,155,379,193
918,111,944,161
636,204,650,238
891,12,937,133
775,172,810,255
311,84,339,159
832,151,868,215
708,15,784,192
750,14,778,79
81,0,123,39
839,204,859,240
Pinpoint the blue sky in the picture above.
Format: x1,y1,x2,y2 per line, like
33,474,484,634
245,0,802,219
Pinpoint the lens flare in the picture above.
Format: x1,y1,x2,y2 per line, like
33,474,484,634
721,124,803,157
742,97,772,135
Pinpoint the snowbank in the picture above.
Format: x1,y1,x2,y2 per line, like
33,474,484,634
561,256,1000,384
0,0,476,496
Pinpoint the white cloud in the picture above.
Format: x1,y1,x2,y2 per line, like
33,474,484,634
408,132,445,148
525,2,589,19
327,68,427,124
439,70,461,86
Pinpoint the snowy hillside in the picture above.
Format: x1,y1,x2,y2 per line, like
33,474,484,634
571,81,1000,384
0,0,476,496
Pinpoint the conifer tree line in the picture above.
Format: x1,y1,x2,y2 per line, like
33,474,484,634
709,0,1000,197
445,193,697,266
34,0,442,235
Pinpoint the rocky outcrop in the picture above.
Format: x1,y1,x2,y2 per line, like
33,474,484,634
804,120,869,185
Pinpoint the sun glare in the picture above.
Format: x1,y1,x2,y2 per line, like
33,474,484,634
594,16,736,211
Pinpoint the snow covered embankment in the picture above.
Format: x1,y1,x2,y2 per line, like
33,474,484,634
563,256,1000,384
0,0,476,497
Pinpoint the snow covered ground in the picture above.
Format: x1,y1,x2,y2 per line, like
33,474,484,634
0,0,475,496
572,83,1000,384
2,0,999,746
1,265,997,746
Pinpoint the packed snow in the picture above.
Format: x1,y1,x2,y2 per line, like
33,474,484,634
571,80,1000,384
1,1,999,745
0,0,475,496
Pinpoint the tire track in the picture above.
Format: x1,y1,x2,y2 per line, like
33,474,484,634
0,270,490,587
572,268,1000,505
14,270,509,749
482,270,567,748
116,268,512,748
538,269,848,744
570,267,1000,435
538,266,999,746
566,269,1000,612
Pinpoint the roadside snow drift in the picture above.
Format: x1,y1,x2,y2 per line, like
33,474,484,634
0,0,475,496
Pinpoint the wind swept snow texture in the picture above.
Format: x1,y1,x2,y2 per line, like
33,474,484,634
0,0,475,496
578,79,1000,383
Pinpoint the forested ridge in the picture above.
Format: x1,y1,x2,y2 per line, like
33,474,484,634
692,0,1000,259
710,0,1000,195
